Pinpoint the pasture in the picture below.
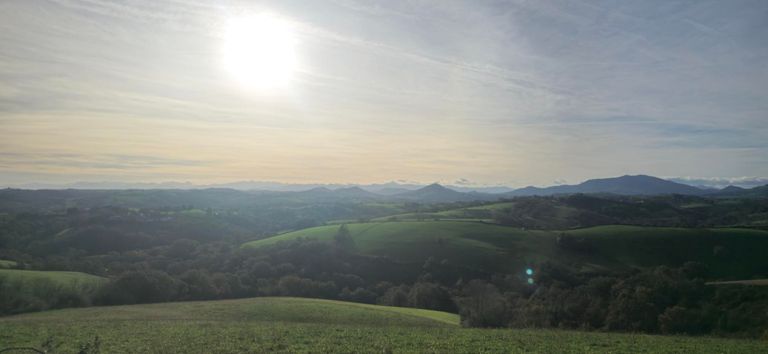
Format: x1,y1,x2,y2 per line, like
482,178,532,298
1,297,764,353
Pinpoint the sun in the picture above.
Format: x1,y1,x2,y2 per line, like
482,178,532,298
221,13,297,90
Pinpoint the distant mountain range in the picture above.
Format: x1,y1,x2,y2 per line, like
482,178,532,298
3,175,767,203
2,175,767,211
389,175,767,202
269,175,767,202
503,175,706,197
393,183,485,203
2,180,517,194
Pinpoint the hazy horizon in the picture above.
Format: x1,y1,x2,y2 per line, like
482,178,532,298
2,1,767,187
4,174,768,191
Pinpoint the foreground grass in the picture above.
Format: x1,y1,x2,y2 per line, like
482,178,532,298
0,297,458,327
1,297,765,353
5,321,767,353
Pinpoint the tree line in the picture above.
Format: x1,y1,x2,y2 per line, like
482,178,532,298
3,231,767,339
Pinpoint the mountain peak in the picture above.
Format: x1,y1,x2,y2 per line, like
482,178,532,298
391,182,493,202
507,174,704,197
337,186,367,192
420,183,448,191
721,185,745,192
612,174,661,181
304,187,332,193
334,186,376,196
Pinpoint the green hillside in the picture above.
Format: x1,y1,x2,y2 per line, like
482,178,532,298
370,195,768,229
0,269,106,288
370,202,513,222
243,221,768,279
0,259,17,269
567,225,768,277
1,297,763,353
244,221,553,275
1,297,458,327
0,269,107,315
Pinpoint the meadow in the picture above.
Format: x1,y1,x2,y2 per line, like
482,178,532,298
1,297,765,353
0,269,106,315
0,259,17,269
0,269,106,287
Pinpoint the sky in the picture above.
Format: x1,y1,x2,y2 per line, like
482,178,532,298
1,0,767,188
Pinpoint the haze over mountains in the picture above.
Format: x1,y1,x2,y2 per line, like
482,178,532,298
4,180,516,194
387,175,768,202
504,175,705,197
2,175,767,210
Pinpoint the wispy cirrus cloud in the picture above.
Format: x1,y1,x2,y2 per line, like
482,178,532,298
0,0,766,186
0,152,208,170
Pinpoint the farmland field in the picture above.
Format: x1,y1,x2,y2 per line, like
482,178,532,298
1,297,765,353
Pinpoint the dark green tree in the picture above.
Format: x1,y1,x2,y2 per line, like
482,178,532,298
333,224,355,249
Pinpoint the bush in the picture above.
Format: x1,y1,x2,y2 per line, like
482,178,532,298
378,285,409,307
0,276,95,315
457,280,508,327
277,275,337,299
658,306,706,334
97,270,179,305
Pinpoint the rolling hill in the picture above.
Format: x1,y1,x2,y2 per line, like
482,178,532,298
0,297,458,327
243,221,768,279
0,270,107,315
1,297,763,353
709,184,768,198
0,269,106,288
0,259,17,269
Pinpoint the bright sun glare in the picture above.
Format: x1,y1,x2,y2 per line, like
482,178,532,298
222,13,297,90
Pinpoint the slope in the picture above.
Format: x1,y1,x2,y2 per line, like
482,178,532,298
0,269,106,288
1,297,763,353
243,221,768,279
0,297,458,327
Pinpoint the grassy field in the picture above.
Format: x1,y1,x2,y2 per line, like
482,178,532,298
0,269,106,288
369,202,515,222
243,221,553,275
0,269,107,315
242,221,768,279
1,297,764,353
0,259,17,269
